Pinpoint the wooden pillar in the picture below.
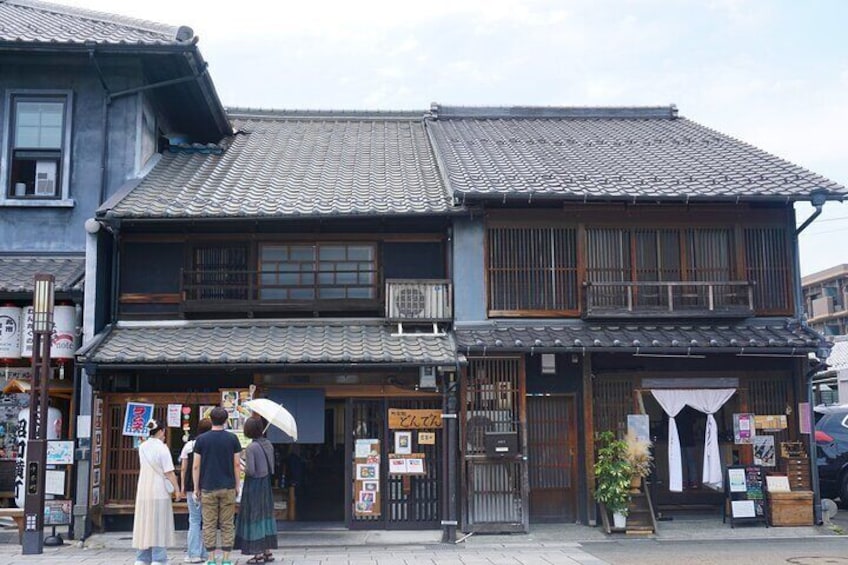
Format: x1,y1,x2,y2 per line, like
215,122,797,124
582,354,596,525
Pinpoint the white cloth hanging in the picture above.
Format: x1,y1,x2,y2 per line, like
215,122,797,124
650,390,689,492
684,388,736,491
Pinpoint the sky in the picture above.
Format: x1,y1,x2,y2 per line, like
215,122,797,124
54,0,848,277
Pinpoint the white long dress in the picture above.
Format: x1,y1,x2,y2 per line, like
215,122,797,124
132,437,176,549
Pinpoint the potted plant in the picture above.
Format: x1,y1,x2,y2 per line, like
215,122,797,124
624,430,653,492
593,431,632,528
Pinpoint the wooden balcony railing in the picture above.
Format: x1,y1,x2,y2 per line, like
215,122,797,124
583,280,755,318
181,268,380,314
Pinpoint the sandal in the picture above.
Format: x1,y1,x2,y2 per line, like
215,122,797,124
246,557,264,565
263,553,275,562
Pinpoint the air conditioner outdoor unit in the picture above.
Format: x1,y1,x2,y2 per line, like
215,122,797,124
34,161,57,196
395,286,427,318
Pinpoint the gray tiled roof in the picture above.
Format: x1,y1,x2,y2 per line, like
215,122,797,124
0,0,187,45
0,255,84,293
826,337,848,371
427,105,847,203
78,320,457,366
105,111,453,219
454,320,824,353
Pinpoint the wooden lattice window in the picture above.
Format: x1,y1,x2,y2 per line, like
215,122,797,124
464,357,524,456
592,377,634,438
586,227,734,284
744,227,792,313
487,226,577,315
191,243,249,300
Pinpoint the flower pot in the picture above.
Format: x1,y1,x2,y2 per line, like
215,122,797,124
612,511,627,529
630,475,642,492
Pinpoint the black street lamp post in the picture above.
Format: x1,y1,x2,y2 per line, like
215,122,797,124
22,274,54,555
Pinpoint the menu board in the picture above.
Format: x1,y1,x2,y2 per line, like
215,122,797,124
353,439,381,517
724,465,768,527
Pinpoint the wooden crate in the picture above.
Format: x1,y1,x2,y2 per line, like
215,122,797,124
768,491,813,526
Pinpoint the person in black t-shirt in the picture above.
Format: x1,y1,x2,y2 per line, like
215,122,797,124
192,407,242,565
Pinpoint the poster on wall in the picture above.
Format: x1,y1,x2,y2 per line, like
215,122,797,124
753,436,776,467
122,402,154,437
46,440,74,464
394,431,412,455
45,469,66,495
733,413,756,444
754,415,787,432
167,404,182,428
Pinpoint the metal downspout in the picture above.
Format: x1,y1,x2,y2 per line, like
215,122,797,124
807,361,825,525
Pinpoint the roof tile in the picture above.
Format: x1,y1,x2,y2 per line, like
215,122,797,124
108,112,452,219
0,0,184,45
0,255,84,293
455,321,823,353
427,106,847,202
80,321,457,366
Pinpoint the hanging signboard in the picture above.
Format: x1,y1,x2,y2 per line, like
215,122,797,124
19,306,33,358
754,415,787,431
123,402,154,437
0,306,22,359
388,409,442,429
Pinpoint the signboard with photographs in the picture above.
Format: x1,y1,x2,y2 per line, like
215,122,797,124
353,439,381,517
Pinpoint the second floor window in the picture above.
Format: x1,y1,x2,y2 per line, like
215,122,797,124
487,226,578,315
259,243,376,300
585,227,734,283
6,94,70,200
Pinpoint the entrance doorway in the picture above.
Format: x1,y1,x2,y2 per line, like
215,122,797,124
527,395,576,522
286,399,346,522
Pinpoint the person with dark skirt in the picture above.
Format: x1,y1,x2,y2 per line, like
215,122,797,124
235,416,278,564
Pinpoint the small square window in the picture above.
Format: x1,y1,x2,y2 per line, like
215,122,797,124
5,94,70,200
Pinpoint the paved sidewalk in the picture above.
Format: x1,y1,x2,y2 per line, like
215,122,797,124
0,513,843,565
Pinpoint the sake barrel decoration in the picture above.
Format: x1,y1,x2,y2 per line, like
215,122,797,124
50,305,77,360
0,305,22,359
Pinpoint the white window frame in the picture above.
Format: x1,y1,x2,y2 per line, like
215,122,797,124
0,89,74,207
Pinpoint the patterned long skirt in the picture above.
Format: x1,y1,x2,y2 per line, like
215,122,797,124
234,475,278,555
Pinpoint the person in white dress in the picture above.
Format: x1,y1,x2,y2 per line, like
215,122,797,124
133,419,181,565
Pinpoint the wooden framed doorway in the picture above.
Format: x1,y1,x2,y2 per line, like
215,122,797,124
527,394,576,522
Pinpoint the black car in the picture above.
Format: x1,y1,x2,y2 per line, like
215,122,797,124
816,405,848,504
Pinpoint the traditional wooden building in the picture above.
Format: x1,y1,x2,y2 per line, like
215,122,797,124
0,0,229,537
77,109,460,530
426,104,846,531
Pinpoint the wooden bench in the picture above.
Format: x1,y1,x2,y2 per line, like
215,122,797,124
97,487,295,532
0,508,24,542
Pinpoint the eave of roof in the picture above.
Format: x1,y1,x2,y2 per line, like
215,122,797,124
77,320,458,368
0,254,85,294
454,319,825,355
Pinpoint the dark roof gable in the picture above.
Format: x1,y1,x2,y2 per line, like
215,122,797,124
426,103,847,204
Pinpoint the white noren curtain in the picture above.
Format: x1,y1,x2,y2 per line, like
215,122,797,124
650,390,688,492
685,388,736,490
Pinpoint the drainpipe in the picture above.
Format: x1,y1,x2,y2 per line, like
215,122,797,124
441,366,459,543
807,359,827,525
